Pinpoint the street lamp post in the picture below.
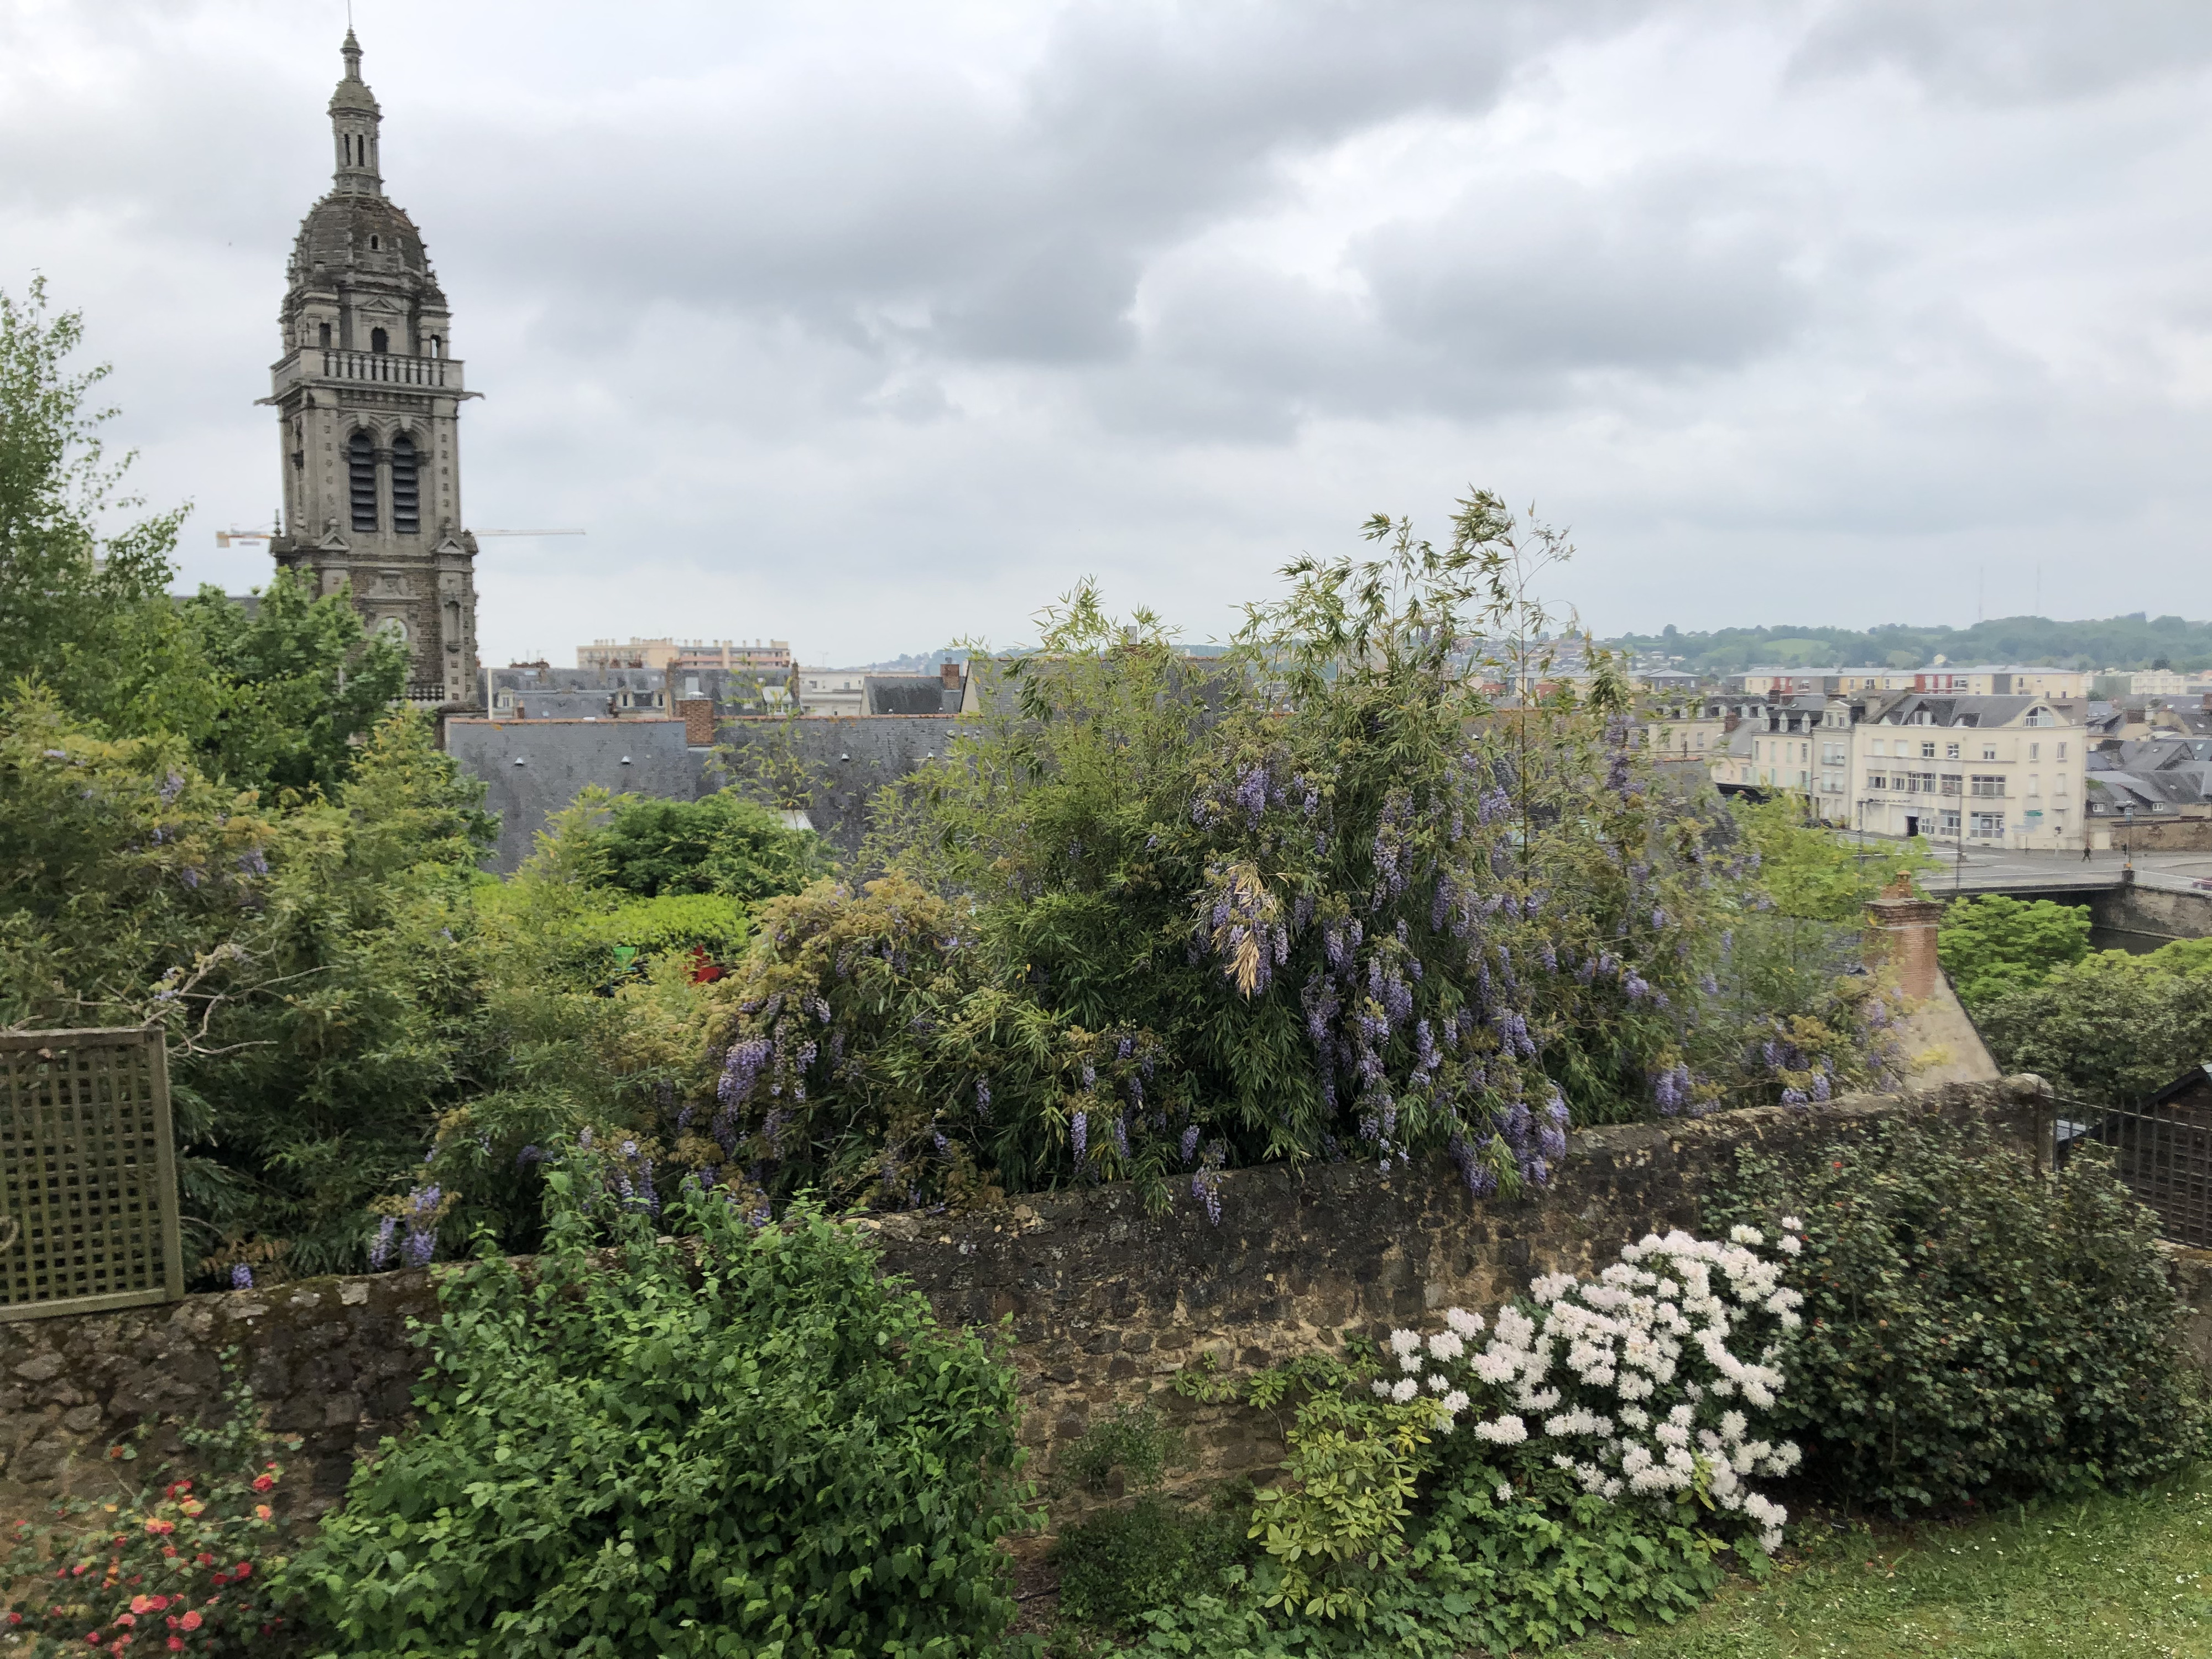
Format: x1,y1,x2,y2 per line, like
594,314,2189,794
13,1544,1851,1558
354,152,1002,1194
2122,806,2134,873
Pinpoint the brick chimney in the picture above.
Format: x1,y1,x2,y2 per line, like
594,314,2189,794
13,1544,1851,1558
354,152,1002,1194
675,698,716,747
1864,875,1944,1000
940,660,962,689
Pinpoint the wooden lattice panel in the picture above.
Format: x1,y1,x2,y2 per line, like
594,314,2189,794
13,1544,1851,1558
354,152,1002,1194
1,1029,185,1320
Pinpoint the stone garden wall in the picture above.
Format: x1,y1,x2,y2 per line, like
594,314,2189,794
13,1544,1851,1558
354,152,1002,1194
0,1078,2070,1520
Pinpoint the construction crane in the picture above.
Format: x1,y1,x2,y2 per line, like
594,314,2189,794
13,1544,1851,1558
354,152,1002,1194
216,528,585,546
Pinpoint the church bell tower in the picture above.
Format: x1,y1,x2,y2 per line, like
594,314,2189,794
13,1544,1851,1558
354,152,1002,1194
266,30,482,711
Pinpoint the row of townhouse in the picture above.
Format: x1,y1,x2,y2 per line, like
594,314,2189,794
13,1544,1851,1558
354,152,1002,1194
1725,665,2094,699
1688,688,2094,849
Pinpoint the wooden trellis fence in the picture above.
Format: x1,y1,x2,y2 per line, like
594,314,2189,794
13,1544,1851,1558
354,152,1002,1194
1,1028,185,1321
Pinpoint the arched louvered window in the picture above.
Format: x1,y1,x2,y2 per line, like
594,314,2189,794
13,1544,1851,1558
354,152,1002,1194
391,434,420,535
348,430,378,533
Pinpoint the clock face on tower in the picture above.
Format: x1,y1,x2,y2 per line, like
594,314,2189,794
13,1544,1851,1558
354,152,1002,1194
265,29,481,713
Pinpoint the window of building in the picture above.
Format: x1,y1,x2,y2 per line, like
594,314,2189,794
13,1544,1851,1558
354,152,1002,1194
2028,774,2041,797
1970,775,2006,797
1939,809,1961,835
2058,742,2069,760
1867,772,1888,790
1906,771,1936,793
1982,744,1998,760
390,434,420,534
1946,742,1960,759
1940,774,1961,796
1921,741,1937,758
2029,742,2040,760
370,327,389,354
347,430,377,532
1870,738,1886,757
1971,811,2005,838
369,235,380,251
317,321,331,349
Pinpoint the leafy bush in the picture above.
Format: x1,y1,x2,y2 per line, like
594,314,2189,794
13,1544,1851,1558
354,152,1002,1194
1057,1401,1182,1495
1048,1496,1248,1634
586,787,824,900
708,503,1908,1218
1937,894,2091,1009
4,1360,300,1656
1974,938,2212,1104
1715,1115,2207,1513
290,1152,1033,1657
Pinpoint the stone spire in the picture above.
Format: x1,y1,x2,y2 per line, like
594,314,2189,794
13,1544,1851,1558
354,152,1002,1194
328,29,383,198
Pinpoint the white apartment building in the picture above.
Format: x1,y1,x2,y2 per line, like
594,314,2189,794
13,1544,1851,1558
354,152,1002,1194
1714,692,2088,849
797,668,868,718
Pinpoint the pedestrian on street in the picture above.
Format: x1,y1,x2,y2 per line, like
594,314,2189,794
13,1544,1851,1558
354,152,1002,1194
2083,839,2093,860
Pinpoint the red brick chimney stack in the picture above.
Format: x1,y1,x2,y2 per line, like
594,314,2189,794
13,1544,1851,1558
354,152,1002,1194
1865,875,1944,1000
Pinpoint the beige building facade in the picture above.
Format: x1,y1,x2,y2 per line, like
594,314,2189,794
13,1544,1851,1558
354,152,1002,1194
1712,693,2089,849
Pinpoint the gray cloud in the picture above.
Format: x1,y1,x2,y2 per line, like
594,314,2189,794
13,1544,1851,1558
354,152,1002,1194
0,0,2205,664
1792,0,2212,103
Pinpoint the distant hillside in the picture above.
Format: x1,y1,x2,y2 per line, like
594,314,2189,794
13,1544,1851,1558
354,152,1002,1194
1609,615,2212,675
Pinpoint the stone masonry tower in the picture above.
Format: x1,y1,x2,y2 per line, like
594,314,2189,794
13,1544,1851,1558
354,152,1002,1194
265,30,481,710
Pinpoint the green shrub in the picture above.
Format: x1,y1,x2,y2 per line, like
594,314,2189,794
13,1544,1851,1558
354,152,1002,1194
290,1157,1033,1657
1974,938,2212,1104
1715,1115,2206,1514
1048,1496,1248,1633
1937,894,2090,1009
1057,1400,1182,1494
589,787,824,901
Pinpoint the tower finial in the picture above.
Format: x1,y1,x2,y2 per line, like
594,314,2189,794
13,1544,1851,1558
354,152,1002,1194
329,26,383,196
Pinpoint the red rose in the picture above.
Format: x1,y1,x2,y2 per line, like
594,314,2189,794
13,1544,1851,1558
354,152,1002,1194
231,1564,251,1580
179,1611,202,1632
249,1475,274,1493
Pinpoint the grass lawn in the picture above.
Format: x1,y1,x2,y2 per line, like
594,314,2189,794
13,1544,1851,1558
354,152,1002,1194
1603,1464,2212,1658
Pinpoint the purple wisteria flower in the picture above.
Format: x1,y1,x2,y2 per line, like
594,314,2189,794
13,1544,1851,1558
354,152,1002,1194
230,1263,254,1290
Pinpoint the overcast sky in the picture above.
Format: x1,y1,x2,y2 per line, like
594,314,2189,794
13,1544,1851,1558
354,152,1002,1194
4,1,2207,665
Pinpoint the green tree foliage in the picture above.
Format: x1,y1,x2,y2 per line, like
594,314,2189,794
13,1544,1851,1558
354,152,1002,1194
1714,1117,2206,1514
175,714,496,1276
175,568,409,796
0,688,283,1034
1936,894,2092,1009
1973,938,2212,1105
1732,796,1929,924
291,1167,1031,1658
0,278,197,733
704,498,1908,1217
585,786,825,900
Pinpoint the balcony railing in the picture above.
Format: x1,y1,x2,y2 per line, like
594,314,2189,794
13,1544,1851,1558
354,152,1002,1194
270,348,465,396
403,684,453,708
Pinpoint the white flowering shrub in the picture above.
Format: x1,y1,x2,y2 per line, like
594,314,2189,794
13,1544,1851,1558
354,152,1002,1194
1373,1224,1806,1553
